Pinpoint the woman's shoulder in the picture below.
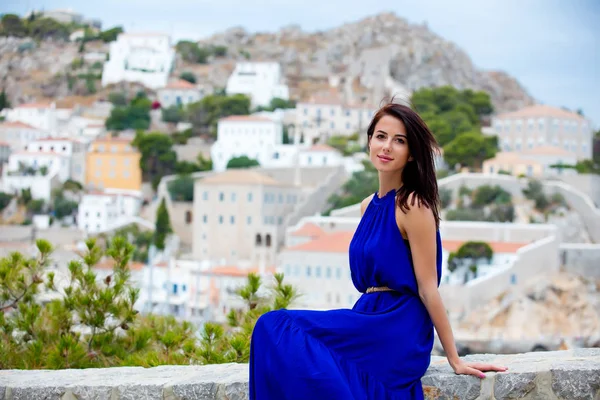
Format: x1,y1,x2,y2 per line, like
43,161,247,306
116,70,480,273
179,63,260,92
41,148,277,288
360,194,375,216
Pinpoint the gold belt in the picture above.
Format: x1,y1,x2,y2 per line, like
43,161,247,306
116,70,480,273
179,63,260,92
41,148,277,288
365,286,395,294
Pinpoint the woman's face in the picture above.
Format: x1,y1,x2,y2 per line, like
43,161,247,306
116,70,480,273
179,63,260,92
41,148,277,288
369,115,412,173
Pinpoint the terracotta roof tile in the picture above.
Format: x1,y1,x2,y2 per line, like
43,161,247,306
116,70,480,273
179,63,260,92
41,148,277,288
0,121,40,130
14,102,53,109
286,231,355,253
94,259,145,271
290,222,325,238
210,265,276,277
442,240,528,254
163,79,197,90
495,105,585,121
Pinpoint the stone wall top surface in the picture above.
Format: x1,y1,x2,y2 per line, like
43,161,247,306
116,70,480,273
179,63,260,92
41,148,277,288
0,349,599,400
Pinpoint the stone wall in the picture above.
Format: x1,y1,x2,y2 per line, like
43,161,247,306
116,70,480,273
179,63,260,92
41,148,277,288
560,243,600,279
1,349,598,399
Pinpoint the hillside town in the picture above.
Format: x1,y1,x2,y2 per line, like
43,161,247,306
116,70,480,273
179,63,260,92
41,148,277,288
0,8,599,367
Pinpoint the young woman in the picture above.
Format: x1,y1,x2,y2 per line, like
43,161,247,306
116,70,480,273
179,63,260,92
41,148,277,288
249,102,507,399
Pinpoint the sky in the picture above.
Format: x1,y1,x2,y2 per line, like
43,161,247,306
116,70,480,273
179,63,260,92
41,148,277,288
2,0,599,126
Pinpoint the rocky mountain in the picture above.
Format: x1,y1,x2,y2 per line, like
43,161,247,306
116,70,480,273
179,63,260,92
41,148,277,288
1,12,535,113
198,12,535,112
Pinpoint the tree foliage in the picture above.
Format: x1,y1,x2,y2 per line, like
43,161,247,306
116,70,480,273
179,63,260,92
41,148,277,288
0,238,298,369
132,131,177,189
443,132,498,170
153,199,171,250
410,86,496,170
326,160,379,214
105,93,151,131
187,94,251,137
447,241,494,278
167,175,195,202
226,156,260,169
179,72,196,84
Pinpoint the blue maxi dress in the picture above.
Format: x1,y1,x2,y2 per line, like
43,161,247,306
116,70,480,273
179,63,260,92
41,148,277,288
249,189,443,399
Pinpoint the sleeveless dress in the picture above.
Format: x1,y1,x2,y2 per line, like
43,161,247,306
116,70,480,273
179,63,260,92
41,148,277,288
249,189,443,399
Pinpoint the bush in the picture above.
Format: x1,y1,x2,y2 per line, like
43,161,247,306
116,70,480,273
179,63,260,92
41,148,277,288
446,208,486,221
226,156,260,169
179,72,196,84
440,188,452,209
168,175,195,202
0,238,297,369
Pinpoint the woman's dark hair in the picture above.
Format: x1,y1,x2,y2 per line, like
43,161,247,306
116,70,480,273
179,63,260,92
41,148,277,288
367,102,441,228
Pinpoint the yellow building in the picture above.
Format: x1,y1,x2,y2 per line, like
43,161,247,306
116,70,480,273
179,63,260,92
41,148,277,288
86,136,142,191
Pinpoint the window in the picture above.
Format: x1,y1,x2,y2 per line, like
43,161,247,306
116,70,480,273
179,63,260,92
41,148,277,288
203,191,208,201
230,215,235,224
278,194,283,203
219,215,223,224
219,192,224,201
265,234,272,247
203,214,207,223
278,216,283,225
326,267,332,278
336,268,341,279
185,211,192,224
124,170,130,178
306,266,312,277
248,192,253,202
316,266,321,277
255,234,262,246
247,216,252,225
231,193,236,202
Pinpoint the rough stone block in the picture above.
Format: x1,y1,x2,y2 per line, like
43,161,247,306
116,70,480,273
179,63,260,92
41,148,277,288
551,359,600,400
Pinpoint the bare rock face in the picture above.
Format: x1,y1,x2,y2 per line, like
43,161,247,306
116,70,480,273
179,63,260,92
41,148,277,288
1,12,535,113
198,12,535,112
0,37,79,104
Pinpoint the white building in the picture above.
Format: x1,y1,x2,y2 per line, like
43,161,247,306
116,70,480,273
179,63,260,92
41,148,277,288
483,146,579,178
0,168,61,201
279,228,361,310
491,104,593,161
211,115,283,171
77,189,143,233
440,240,526,285
158,79,204,108
298,144,344,168
0,141,9,166
0,121,47,150
192,169,304,266
23,137,86,183
225,62,289,107
2,102,72,135
295,96,376,145
101,33,175,89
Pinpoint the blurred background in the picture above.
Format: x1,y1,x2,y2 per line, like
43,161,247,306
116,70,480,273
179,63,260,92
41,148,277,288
0,0,598,368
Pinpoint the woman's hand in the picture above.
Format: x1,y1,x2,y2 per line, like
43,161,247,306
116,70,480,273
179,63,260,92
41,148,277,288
451,359,508,379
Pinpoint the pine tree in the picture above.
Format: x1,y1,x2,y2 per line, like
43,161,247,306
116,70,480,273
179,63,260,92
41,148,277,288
153,198,172,250
0,89,10,112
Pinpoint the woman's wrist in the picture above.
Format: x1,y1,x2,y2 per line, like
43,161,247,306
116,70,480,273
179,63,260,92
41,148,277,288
447,354,461,369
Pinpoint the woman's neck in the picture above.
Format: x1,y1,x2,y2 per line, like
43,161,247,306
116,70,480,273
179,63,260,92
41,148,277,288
378,171,403,198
